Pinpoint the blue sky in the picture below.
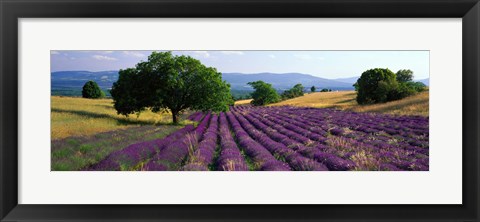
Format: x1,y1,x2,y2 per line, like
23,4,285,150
51,50,429,79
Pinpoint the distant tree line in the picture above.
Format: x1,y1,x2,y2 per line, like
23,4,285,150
309,86,332,93
247,82,307,106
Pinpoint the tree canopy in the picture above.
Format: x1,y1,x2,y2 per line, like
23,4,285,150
248,81,280,106
396,69,414,83
110,51,233,123
282,83,305,99
310,86,316,92
82,80,105,99
356,68,398,104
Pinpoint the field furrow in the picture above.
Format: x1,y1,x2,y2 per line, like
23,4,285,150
216,112,249,171
182,114,220,171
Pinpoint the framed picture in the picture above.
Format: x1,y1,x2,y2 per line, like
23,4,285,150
1,0,479,221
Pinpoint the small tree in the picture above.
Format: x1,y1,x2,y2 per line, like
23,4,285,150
82,80,105,99
396,69,414,83
292,84,304,96
310,86,316,92
111,51,233,124
282,83,304,99
356,68,398,104
248,81,280,106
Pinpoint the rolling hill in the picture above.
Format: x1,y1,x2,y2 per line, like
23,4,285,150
268,90,429,116
52,70,119,89
222,72,354,90
332,76,360,84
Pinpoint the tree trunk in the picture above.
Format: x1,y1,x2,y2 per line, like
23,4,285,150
172,111,178,124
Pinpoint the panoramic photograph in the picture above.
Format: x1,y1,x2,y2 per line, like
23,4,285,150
51,50,429,171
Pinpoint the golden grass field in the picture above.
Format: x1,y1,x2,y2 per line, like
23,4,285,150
235,99,253,105
235,90,429,116
51,96,191,140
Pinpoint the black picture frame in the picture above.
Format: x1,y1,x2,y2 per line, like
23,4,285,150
1,0,479,221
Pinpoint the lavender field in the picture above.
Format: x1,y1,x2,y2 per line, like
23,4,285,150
87,105,429,171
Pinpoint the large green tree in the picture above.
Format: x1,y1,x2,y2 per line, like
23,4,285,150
111,51,233,123
248,81,280,106
356,68,398,104
82,80,105,99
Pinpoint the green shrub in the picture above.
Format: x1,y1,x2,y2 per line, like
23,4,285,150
82,81,105,99
282,84,304,99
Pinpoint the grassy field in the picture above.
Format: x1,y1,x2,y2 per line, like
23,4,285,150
235,90,429,116
51,96,192,140
348,91,429,116
235,99,253,105
270,91,358,109
51,96,193,170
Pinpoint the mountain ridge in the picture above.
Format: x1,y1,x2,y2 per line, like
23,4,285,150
52,70,357,91
51,70,430,95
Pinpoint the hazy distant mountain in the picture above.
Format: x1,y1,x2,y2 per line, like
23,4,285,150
332,76,359,84
51,71,119,89
50,71,429,95
416,78,430,86
222,72,354,91
334,76,430,86
51,71,355,93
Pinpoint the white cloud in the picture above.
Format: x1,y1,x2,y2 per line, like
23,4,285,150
92,55,117,61
193,51,210,58
101,51,114,54
268,54,276,59
220,51,244,55
51,51,60,55
122,51,146,58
